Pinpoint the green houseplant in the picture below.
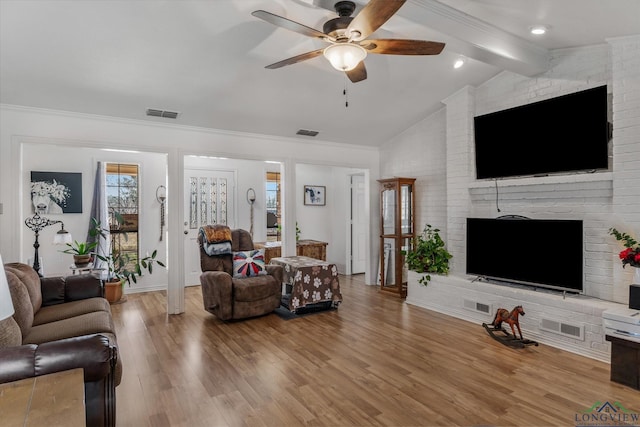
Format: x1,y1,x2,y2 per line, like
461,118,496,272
91,215,165,302
403,224,453,286
96,247,165,303
61,240,98,267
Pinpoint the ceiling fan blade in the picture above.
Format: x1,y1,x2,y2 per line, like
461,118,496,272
265,48,325,69
363,39,445,55
346,61,367,83
347,0,406,42
252,10,330,41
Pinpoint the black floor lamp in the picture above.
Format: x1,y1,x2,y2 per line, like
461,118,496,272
24,212,72,276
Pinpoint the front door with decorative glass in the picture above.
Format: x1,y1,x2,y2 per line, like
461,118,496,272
183,169,236,286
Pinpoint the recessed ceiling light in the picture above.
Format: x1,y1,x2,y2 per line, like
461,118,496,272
530,25,548,35
453,58,465,69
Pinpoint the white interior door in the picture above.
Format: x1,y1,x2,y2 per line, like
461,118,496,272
183,169,235,286
351,174,366,274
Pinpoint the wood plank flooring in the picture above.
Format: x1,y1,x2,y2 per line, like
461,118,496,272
111,275,639,427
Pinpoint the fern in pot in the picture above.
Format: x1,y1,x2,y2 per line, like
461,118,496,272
403,224,453,286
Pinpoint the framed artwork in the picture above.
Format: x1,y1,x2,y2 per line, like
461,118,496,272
30,171,82,214
304,185,326,206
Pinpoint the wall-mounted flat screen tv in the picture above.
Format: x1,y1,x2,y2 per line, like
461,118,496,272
466,217,583,293
473,85,609,179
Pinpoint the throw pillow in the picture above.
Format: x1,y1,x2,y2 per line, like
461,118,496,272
232,249,267,278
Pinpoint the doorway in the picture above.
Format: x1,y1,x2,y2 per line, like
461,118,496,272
350,174,366,274
183,168,236,286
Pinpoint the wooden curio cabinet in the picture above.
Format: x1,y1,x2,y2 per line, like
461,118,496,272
377,177,416,298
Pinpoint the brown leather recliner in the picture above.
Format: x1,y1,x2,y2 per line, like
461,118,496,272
198,229,283,320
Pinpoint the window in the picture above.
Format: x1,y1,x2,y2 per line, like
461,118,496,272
106,163,139,269
266,172,281,241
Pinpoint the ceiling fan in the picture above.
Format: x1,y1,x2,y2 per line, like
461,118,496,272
252,0,445,83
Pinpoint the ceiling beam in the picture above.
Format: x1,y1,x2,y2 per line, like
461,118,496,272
405,0,550,76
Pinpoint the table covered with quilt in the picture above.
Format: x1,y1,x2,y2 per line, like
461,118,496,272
270,256,342,312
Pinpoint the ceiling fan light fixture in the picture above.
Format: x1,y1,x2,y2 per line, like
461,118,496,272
323,43,367,71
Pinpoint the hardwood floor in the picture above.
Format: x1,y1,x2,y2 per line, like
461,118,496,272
111,275,638,427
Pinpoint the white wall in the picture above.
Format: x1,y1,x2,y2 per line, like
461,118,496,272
20,141,169,293
295,163,368,273
0,106,380,313
380,108,448,241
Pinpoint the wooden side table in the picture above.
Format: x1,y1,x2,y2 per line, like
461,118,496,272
0,368,86,426
255,240,328,263
606,334,640,390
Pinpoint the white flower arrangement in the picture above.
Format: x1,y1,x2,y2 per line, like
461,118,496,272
31,180,71,206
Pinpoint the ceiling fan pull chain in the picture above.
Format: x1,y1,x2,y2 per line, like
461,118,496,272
344,76,349,108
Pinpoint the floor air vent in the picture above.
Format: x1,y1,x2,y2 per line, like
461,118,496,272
463,299,492,315
539,318,584,341
146,108,180,119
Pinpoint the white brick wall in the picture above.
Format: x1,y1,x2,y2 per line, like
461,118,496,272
380,38,640,360
406,271,620,362
380,108,448,237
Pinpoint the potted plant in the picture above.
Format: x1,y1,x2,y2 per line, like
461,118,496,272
90,214,165,303
403,224,453,286
61,240,98,267
96,248,165,303
609,227,640,285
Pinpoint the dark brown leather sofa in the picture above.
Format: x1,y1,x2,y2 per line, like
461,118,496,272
0,262,121,427
199,228,284,320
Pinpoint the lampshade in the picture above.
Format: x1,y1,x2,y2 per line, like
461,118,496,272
53,226,72,245
323,43,367,72
0,254,15,321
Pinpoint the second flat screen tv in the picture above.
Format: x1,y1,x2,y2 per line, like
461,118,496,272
466,218,583,293
473,85,609,179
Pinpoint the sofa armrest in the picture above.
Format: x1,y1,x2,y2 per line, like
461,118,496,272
0,334,116,384
0,334,118,427
41,273,103,306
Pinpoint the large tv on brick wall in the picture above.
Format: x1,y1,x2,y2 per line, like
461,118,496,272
473,85,609,180
466,217,583,293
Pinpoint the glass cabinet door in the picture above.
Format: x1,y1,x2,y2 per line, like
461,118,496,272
381,238,396,287
381,187,396,236
400,183,413,235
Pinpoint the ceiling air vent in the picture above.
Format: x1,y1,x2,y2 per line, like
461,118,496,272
146,108,180,119
296,129,319,137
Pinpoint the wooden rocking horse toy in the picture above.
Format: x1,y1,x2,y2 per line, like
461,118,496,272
482,305,538,348
492,305,525,339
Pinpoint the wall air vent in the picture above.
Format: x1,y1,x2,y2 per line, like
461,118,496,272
539,318,585,341
146,108,180,119
463,299,492,315
296,129,319,137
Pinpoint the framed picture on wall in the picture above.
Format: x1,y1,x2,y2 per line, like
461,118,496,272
304,185,326,206
30,171,82,214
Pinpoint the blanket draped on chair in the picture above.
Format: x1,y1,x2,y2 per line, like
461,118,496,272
199,225,232,256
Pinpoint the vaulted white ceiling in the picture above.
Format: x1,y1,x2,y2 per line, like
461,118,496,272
1,0,639,147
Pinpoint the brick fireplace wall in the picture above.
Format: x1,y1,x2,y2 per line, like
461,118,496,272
380,36,640,360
